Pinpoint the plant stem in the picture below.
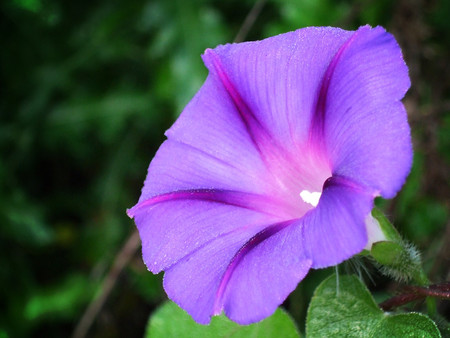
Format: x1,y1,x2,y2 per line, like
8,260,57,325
379,282,450,312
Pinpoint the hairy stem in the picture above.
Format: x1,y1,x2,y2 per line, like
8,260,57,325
379,282,450,311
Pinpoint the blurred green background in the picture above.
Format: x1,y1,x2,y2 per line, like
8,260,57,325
1,0,449,337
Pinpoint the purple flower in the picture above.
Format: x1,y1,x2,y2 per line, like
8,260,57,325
128,25,412,324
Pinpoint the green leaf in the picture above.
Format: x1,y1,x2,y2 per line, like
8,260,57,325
146,301,300,338
372,313,441,337
306,274,383,337
306,274,441,337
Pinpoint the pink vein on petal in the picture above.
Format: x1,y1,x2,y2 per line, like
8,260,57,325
126,189,294,220
212,219,299,314
310,26,369,145
204,49,272,155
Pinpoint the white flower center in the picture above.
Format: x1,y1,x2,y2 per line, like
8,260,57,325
299,190,322,207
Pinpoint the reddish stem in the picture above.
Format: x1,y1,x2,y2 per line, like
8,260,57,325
379,282,450,311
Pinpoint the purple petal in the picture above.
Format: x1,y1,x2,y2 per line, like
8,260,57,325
130,189,284,273
138,76,271,203
162,223,269,324
203,27,353,156
141,28,354,205
219,220,312,324
315,26,412,198
138,139,268,200
302,176,374,268
128,25,413,325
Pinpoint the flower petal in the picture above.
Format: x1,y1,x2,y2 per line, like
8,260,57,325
219,221,312,324
138,74,271,203
303,176,374,268
138,139,267,200
130,189,284,273
317,26,412,198
203,27,354,155
162,223,268,324
128,25,413,326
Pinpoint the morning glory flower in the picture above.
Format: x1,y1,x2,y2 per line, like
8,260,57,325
128,25,412,325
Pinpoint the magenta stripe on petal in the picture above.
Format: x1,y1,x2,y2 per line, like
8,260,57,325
203,49,274,156
213,218,298,314
310,26,368,146
127,189,298,220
